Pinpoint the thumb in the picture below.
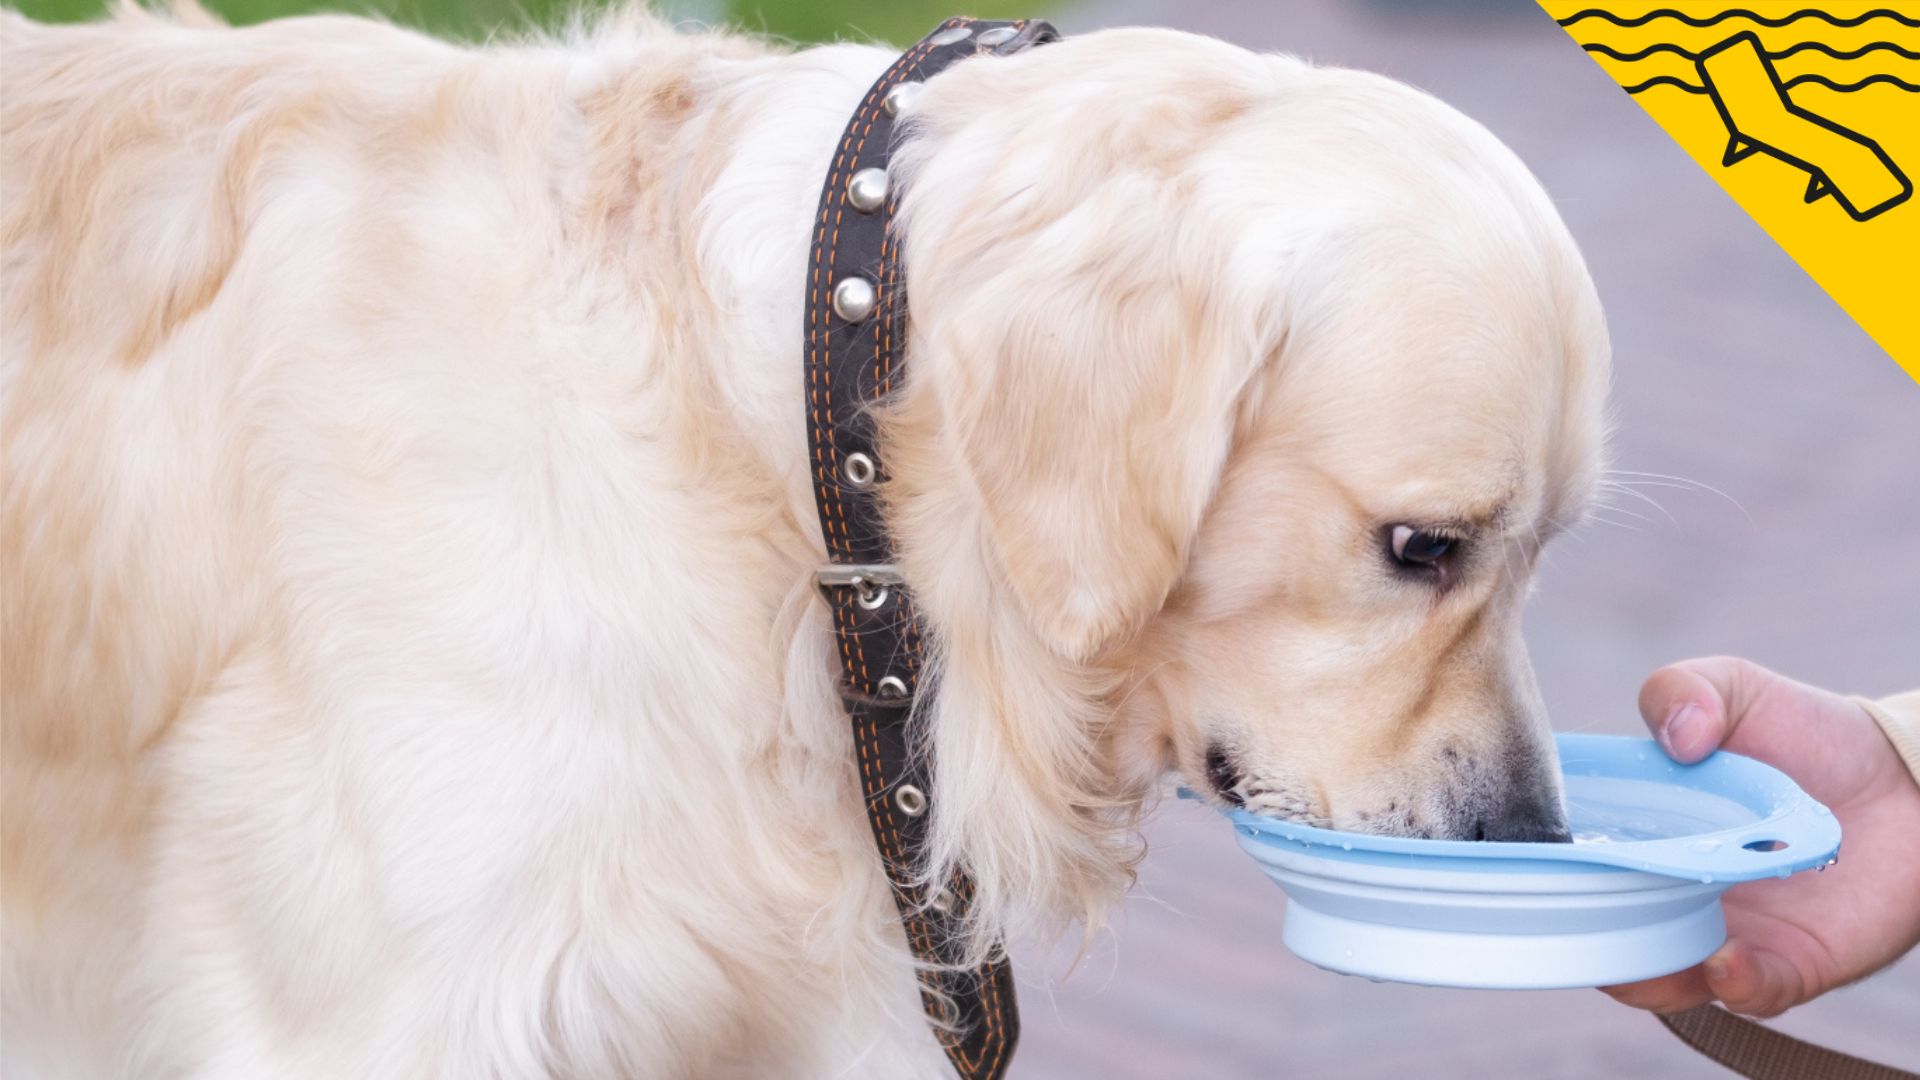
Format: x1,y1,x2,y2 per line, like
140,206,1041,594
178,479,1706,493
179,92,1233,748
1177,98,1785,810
1636,656,1775,763
1702,938,1808,1019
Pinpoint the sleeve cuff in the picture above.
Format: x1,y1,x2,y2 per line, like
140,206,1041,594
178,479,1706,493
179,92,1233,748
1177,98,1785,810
1854,691,1920,788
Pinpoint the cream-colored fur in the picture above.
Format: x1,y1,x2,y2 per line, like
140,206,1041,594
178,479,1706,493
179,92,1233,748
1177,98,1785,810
1,6,1608,1077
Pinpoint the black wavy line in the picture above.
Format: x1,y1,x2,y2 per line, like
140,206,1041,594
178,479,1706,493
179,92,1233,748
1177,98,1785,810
1585,41,1920,62
1782,72,1920,91
1558,7,1920,28
1622,72,1920,93
1582,42,1699,59
1760,40,1920,60
1622,75,1709,93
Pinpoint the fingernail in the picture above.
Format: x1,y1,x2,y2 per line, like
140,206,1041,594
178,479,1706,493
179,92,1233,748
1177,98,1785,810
1704,943,1736,983
1666,704,1704,758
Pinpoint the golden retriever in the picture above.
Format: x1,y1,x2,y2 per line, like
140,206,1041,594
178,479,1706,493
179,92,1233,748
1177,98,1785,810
1,4,1608,1076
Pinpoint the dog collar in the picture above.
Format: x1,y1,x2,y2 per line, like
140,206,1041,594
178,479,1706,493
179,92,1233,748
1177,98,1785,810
804,16,1057,1080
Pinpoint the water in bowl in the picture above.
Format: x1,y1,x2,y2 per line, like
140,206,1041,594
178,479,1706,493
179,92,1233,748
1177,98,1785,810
1563,773,1757,845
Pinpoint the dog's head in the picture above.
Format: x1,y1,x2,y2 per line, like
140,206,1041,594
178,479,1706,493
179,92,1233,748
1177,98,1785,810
880,29,1607,933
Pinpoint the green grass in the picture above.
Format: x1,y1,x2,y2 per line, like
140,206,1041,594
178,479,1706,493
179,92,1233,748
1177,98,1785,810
9,0,1038,45
721,1,1038,47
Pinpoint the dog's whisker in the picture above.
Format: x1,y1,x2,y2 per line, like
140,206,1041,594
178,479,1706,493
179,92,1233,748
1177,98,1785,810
1587,499,1655,527
1584,511,1649,533
1539,511,1593,546
1603,469,1754,525
1603,484,1682,531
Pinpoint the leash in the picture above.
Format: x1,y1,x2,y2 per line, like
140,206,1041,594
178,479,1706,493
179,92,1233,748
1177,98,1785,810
1658,1006,1919,1080
803,17,1056,1079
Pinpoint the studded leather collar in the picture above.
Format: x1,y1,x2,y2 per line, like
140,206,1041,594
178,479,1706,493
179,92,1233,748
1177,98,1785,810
804,16,1057,1080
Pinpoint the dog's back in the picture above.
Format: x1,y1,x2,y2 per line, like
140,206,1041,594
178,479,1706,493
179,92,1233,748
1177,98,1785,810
1,5,497,761
2,9,531,1072
2,9,934,1077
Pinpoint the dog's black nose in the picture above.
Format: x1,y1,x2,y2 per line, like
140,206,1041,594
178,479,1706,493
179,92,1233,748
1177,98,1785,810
1204,743,1244,806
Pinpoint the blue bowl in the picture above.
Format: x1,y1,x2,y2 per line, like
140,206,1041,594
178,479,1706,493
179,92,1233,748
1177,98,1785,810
1202,733,1840,989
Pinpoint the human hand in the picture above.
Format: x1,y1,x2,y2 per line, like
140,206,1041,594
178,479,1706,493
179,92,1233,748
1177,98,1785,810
1599,657,1920,1017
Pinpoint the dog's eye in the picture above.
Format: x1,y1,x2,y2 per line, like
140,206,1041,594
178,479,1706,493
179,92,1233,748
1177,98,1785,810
1389,525,1457,569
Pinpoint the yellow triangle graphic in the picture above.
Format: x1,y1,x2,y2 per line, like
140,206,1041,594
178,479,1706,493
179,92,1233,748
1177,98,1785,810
1540,1,1920,383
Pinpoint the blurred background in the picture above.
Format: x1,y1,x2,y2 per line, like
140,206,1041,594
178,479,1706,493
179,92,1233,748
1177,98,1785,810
18,0,1916,1075
14,0,1032,47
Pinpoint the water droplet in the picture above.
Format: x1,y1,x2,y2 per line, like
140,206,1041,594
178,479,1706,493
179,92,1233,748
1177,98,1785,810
1341,842,1353,851
1699,875,1712,884
1776,869,1791,879
1635,751,1647,762
1344,949,1355,959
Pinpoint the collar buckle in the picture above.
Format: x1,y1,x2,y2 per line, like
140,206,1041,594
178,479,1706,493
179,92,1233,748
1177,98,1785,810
814,563,903,609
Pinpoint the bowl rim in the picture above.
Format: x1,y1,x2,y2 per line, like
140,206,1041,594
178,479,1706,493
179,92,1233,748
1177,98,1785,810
1213,733,1841,884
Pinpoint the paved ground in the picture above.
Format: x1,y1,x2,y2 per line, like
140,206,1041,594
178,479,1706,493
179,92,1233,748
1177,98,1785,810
1005,1,1920,1076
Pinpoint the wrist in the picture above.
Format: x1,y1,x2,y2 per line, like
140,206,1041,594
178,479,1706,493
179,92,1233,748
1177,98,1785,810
1852,695,1920,798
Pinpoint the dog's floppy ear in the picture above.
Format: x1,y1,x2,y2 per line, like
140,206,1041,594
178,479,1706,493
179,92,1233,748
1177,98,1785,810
899,185,1268,662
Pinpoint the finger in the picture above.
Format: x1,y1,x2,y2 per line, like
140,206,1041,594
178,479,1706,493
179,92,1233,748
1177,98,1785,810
1636,657,1774,763
1599,965,1714,1014
1704,939,1807,1019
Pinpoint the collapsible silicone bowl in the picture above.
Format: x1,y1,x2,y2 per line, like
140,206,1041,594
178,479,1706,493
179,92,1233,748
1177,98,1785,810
1207,733,1841,989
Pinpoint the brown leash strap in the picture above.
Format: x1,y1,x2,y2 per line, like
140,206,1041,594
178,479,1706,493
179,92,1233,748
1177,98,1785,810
1659,1006,1919,1080
803,17,1057,1080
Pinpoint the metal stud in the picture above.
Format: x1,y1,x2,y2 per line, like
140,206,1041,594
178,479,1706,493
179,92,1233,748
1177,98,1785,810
975,25,1018,48
847,167,889,213
842,452,876,488
877,674,909,699
855,579,890,611
832,276,876,322
926,25,973,46
883,80,926,117
929,888,957,915
894,783,928,817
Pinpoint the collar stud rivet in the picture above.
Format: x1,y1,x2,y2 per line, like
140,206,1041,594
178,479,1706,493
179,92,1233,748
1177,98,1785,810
883,80,926,117
847,167,889,213
976,25,1018,49
832,276,876,322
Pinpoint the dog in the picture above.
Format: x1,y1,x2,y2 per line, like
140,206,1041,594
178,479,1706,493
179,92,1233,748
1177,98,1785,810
1,4,1609,1076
